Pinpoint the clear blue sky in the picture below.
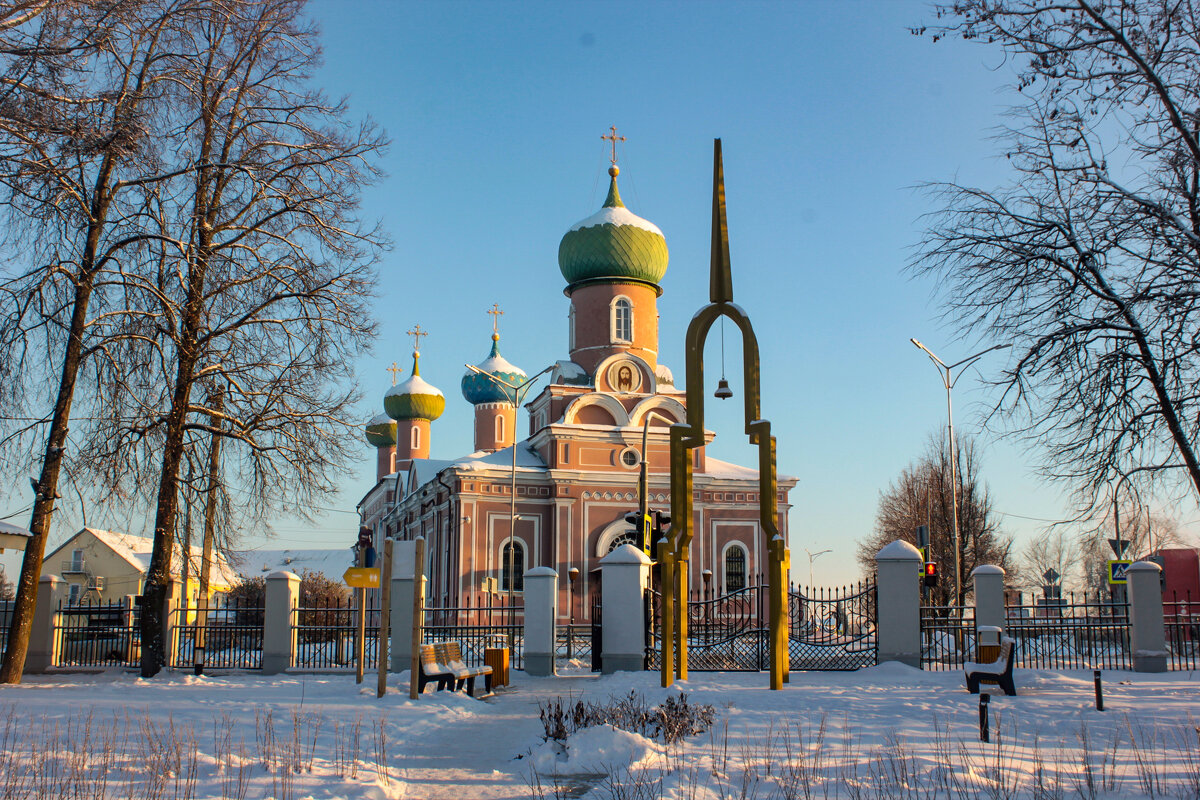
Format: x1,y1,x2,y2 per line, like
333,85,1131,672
3,1,1132,586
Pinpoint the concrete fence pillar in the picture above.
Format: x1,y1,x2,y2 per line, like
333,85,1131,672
1127,560,1167,673
972,565,1006,632
25,574,66,673
524,567,558,676
162,579,181,668
875,541,922,668
262,571,299,674
389,540,417,672
600,544,651,674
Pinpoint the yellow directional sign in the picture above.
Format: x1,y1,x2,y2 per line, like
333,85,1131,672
343,567,380,589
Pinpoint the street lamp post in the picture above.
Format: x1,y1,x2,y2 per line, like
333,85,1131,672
463,362,553,636
910,339,1010,604
805,548,831,589
638,411,675,553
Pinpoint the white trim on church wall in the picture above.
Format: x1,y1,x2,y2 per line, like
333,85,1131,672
562,393,631,426
629,396,686,426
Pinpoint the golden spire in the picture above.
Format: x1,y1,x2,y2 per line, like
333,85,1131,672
487,303,503,339
602,125,626,176
386,361,403,386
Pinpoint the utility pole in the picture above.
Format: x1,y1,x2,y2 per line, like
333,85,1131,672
194,386,223,675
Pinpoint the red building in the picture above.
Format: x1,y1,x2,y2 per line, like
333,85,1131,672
358,160,796,621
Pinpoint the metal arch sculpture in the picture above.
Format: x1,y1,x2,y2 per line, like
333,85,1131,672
662,139,791,690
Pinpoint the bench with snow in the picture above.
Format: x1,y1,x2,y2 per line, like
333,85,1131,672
419,642,493,697
964,635,1016,696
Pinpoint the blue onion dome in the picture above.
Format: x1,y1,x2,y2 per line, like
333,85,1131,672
384,350,445,421
558,165,669,287
462,334,527,405
364,412,396,447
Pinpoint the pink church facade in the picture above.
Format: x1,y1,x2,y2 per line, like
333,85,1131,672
358,161,795,622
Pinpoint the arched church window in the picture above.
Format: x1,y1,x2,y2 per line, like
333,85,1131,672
495,414,505,443
501,540,525,592
725,545,746,592
612,297,632,343
607,531,637,552
411,426,420,450
568,304,576,350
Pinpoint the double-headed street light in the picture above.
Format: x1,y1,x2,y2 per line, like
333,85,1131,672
463,362,554,632
909,339,1010,604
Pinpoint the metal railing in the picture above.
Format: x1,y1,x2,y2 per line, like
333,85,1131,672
53,601,138,667
0,600,13,659
293,599,379,670
789,581,877,670
423,593,522,669
920,604,976,671
556,624,591,662
1005,591,1131,670
1165,591,1199,671
172,600,264,670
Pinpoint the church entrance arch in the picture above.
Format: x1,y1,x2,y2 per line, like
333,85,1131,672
595,518,639,558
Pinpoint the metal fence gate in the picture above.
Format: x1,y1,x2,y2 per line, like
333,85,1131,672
645,579,877,672
787,581,877,670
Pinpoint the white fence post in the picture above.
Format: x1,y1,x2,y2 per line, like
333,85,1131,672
262,571,299,674
875,541,922,668
25,574,65,673
389,540,417,672
1127,560,1167,673
523,567,558,676
972,565,1006,632
600,544,651,674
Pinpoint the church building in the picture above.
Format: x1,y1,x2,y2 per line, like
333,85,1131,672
358,152,796,621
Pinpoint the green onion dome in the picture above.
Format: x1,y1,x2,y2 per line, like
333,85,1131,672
461,334,526,405
558,166,669,287
384,351,445,422
364,412,396,447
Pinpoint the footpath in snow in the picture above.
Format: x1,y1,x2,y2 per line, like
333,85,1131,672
1,662,1198,799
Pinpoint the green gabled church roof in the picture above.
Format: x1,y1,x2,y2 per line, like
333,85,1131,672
558,167,668,287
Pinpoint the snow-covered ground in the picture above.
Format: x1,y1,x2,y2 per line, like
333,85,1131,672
1,662,1198,799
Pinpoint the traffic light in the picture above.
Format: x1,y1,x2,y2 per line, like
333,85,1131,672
923,561,938,588
651,510,671,561
356,526,376,568
624,511,651,554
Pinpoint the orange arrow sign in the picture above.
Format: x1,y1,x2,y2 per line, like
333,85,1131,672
343,567,380,589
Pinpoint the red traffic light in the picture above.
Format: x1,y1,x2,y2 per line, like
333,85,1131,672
924,562,937,576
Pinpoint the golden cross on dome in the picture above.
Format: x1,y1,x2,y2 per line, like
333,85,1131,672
487,303,503,335
407,324,428,352
386,361,402,385
602,125,626,166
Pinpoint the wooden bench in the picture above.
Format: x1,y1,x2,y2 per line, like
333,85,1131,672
418,642,493,697
964,636,1016,696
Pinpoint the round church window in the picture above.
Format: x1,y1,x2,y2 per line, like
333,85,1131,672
619,447,641,469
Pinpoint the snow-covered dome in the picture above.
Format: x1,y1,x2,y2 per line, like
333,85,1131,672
462,334,526,405
384,351,445,421
558,166,669,287
655,363,674,387
364,412,396,447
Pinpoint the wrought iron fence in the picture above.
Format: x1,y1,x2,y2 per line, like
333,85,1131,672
920,604,975,671
646,578,769,672
1165,591,1199,671
556,624,591,663
54,601,138,667
1005,591,1131,670
423,593,522,669
293,599,379,670
788,581,877,670
0,600,12,659
172,599,264,670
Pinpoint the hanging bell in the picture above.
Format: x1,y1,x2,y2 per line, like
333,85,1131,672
714,378,733,400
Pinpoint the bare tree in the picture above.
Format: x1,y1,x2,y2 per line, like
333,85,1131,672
68,0,385,676
857,434,1013,604
0,0,183,684
915,1,1200,515
1017,529,1080,592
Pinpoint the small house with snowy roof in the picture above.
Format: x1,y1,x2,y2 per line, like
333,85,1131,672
357,152,796,619
44,527,239,607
